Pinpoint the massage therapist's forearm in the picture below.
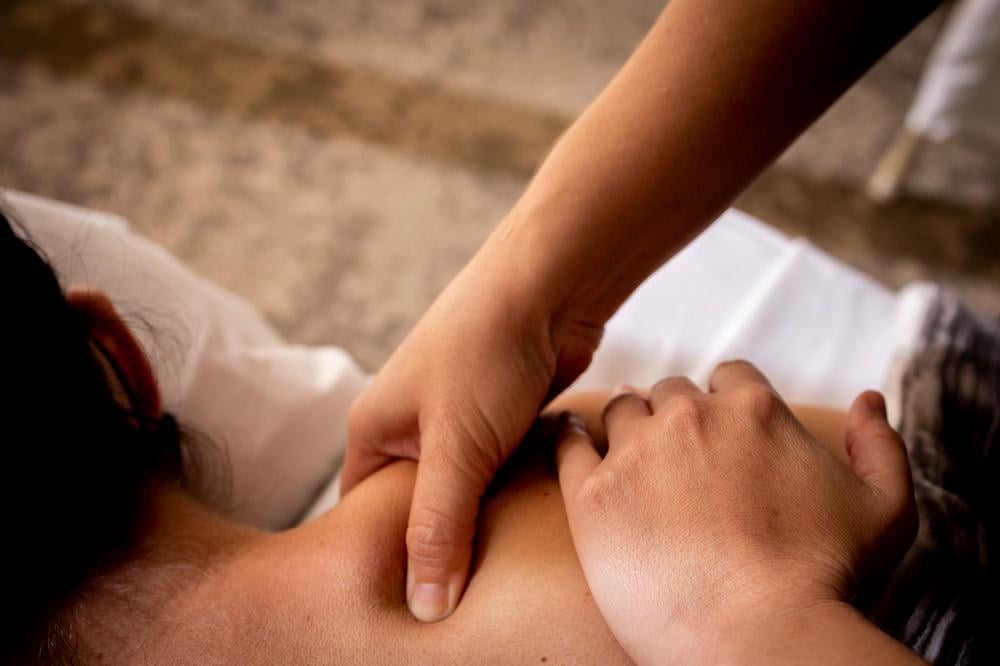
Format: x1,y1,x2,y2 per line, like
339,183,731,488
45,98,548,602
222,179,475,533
492,0,939,326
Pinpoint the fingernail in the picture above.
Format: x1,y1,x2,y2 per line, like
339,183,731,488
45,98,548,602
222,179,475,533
407,566,453,622
410,583,448,622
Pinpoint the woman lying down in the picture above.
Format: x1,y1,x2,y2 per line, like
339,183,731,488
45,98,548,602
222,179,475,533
3,206,994,664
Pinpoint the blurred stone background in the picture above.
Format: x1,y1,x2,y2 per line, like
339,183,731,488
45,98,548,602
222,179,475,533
1,0,997,370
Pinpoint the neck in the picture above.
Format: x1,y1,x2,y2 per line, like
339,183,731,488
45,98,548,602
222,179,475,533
73,484,262,661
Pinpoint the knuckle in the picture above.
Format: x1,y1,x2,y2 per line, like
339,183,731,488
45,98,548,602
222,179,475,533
601,396,646,432
604,391,643,413
406,526,451,559
578,472,619,514
406,509,468,570
710,359,751,389
651,375,686,393
712,358,753,380
601,396,622,420
718,358,753,371
614,440,646,468
735,384,783,418
664,395,706,431
650,377,671,394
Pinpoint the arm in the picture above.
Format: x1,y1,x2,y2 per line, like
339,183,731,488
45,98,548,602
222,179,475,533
497,0,939,327
344,0,940,623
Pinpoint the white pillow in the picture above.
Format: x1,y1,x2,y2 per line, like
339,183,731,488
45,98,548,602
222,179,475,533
3,189,367,530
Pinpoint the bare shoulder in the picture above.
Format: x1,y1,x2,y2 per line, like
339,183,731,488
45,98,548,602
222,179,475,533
246,436,628,662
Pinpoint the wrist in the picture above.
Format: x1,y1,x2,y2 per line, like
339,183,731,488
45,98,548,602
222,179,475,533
715,599,854,663
484,205,630,330
468,221,605,397
689,599,918,665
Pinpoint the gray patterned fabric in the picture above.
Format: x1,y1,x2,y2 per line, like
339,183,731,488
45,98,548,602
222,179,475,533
867,292,998,664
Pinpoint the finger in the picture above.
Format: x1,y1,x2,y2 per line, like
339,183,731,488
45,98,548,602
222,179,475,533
555,412,601,501
649,376,702,412
405,426,491,623
708,359,775,393
602,385,652,444
845,391,913,507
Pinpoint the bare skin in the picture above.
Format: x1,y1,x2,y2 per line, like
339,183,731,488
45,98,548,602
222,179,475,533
556,372,919,664
343,0,941,623
68,284,875,663
74,388,850,664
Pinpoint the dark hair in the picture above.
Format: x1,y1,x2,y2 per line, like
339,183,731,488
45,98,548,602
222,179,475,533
1,207,188,664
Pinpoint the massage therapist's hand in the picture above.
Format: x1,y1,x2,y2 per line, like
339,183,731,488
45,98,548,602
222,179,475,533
556,361,920,664
342,240,602,622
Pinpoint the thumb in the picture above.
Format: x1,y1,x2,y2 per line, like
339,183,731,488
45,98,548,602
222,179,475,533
845,391,913,509
405,427,493,623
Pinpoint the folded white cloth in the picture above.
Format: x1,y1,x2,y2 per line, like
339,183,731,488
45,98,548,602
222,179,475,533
572,209,936,416
4,189,934,526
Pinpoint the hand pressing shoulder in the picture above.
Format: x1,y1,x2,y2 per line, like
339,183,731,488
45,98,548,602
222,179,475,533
555,361,921,665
